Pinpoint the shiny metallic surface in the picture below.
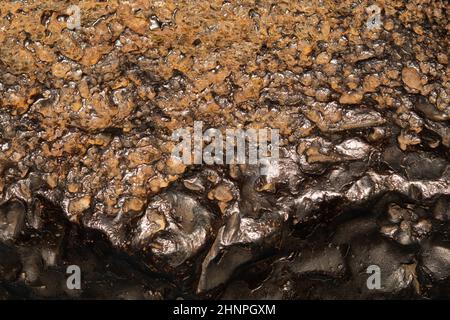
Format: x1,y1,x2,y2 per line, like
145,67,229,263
0,0,449,299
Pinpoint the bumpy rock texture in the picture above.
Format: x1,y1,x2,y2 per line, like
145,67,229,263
0,0,449,299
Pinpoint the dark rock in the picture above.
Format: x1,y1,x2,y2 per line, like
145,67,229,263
0,200,26,241
0,243,21,282
420,243,450,281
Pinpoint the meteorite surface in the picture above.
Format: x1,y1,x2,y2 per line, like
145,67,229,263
0,0,449,299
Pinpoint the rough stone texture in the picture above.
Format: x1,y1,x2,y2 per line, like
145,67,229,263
0,0,449,299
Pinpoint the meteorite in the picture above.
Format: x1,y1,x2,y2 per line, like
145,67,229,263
0,0,449,299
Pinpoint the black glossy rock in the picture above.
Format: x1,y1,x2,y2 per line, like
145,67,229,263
0,243,21,282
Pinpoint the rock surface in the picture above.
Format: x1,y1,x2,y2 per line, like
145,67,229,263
0,0,449,299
